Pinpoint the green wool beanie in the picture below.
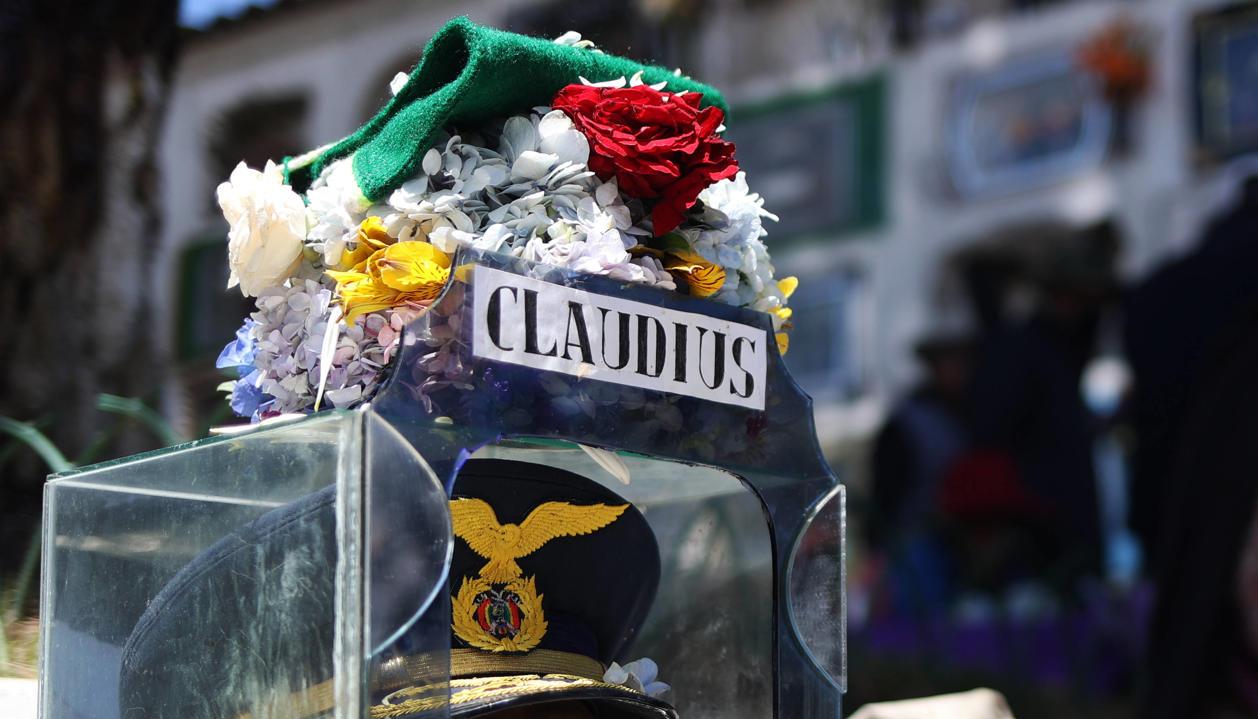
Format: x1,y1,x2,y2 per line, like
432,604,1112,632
284,16,729,202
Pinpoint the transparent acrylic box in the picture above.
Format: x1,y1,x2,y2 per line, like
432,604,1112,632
41,251,845,719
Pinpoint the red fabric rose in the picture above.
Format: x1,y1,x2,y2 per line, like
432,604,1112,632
552,83,739,236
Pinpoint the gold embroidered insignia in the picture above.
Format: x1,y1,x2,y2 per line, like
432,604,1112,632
452,575,547,653
450,499,629,584
450,498,628,652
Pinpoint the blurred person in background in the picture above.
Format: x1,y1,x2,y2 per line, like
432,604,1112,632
1126,168,1258,561
1130,169,1258,719
934,445,1052,608
867,283,977,617
966,222,1121,597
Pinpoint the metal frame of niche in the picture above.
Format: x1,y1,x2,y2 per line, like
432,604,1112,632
367,248,847,717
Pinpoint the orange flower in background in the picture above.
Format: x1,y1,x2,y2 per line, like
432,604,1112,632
1077,17,1152,103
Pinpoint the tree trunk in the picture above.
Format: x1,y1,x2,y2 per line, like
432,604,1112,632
0,1,180,575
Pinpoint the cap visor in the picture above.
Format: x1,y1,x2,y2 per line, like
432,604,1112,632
371,673,677,719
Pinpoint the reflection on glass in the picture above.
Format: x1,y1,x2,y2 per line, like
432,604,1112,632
788,486,847,691
42,414,352,719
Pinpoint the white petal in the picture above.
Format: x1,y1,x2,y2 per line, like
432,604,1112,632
645,681,671,699
262,159,284,182
422,147,442,176
325,385,363,407
313,306,342,411
580,75,627,88
595,180,620,208
477,224,513,252
477,164,509,187
502,116,538,159
538,129,589,167
603,663,629,685
443,151,462,177
512,151,558,180
538,110,574,137
389,71,409,96
579,444,631,485
622,658,658,683
429,227,474,253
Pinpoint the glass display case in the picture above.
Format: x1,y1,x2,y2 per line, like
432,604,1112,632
41,251,845,719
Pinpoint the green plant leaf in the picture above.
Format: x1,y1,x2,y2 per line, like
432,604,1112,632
0,417,73,474
0,581,9,672
7,526,41,626
96,394,186,448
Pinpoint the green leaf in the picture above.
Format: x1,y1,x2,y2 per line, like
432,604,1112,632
96,394,186,448
0,417,73,474
7,526,40,625
657,232,692,253
0,581,9,671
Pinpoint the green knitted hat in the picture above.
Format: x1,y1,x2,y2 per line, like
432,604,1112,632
283,16,728,202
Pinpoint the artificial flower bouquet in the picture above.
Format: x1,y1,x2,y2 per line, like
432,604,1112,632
215,19,796,423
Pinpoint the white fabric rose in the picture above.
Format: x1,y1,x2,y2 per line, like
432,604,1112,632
218,160,307,297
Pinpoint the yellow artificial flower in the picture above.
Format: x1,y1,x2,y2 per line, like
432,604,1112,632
628,246,726,297
371,241,451,292
326,241,451,322
772,277,797,356
452,262,477,284
335,216,395,270
663,250,726,298
777,276,799,299
324,273,401,321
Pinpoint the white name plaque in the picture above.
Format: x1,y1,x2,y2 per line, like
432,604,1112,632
471,265,767,410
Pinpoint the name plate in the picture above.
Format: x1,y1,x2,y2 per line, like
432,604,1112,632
472,265,768,410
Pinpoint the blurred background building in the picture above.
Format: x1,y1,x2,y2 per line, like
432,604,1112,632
152,0,1258,715
156,0,1251,452
7,0,1258,715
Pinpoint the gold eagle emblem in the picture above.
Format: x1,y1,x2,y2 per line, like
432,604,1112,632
450,498,628,583
450,498,630,652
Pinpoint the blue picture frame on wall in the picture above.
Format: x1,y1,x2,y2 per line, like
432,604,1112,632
1194,3,1258,162
948,50,1112,199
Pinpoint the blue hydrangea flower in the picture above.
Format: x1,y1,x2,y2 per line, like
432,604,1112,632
229,370,268,418
217,319,258,374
